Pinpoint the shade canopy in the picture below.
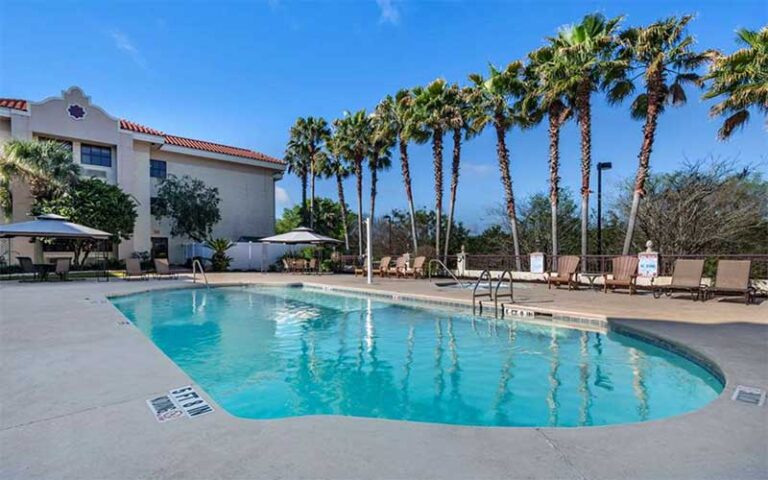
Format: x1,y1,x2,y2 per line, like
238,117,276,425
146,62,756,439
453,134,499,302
259,226,342,245
0,214,112,240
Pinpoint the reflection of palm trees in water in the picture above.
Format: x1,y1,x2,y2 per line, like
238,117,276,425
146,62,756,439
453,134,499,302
578,331,594,426
400,324,415,417
491,322,517,424
592,333,613,391
433,319,445,409
629,348,649,420
446,318,464,406
547,327,561,426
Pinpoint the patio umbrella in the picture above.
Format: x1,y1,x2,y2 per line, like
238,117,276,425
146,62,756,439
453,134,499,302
259,226,342,245
0,214,111,239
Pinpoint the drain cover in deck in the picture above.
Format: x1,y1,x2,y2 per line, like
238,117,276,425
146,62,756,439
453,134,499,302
731,385,766,406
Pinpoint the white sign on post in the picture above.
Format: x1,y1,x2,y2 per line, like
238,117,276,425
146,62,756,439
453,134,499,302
638,252,659,278
530,252,545,274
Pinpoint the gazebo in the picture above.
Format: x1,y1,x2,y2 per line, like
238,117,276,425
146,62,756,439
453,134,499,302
0,214,112,281
260,226,341,274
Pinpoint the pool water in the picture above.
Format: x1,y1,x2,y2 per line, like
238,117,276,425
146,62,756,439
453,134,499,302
111,286,723,427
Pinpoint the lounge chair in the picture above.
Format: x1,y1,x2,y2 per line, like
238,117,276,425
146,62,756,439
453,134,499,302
154,258,178,280
55,258,71,281
602,256,639,294
652,259,705,301
124,258,148,281
371,256,392,277
546,255,580,290
405,256,426,279
392,255,407,277
704,260,755,304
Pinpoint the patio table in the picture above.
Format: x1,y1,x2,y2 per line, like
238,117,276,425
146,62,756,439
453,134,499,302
33,263,55,282
580,272,602,291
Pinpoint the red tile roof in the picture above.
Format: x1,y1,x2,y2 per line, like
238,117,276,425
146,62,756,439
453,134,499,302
0,98,28,111
0,97,284,165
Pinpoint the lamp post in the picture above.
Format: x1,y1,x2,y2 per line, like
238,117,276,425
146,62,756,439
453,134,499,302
596,162,613,257
383,214,392,254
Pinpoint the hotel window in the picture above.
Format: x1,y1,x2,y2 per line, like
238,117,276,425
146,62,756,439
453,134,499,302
37,136,73,151
81,144,112,167
150,159,167,178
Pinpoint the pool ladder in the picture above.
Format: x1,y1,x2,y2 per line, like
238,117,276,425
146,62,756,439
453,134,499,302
192,258,210,289
472,269,514,318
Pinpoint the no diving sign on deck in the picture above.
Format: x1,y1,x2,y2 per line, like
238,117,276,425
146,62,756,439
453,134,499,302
147,385,214,423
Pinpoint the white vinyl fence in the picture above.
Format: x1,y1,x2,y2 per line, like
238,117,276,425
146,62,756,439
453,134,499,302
184,242,311,271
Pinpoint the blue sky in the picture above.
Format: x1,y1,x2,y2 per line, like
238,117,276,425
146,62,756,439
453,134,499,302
1,0,765,232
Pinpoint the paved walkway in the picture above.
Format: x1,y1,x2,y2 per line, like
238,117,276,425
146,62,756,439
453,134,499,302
1,274,766,479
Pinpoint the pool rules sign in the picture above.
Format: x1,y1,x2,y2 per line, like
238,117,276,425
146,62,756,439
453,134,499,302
147,385,214,423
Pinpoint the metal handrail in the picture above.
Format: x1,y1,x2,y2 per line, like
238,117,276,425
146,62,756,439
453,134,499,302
494,270,514,318
472,269,493,315
427,258,468,288
192,258,209,288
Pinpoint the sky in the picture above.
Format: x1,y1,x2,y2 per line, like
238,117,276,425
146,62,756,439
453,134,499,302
1,0,765,232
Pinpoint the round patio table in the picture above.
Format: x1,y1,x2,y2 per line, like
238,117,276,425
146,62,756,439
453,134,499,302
580,272,602,291
33,263,55,281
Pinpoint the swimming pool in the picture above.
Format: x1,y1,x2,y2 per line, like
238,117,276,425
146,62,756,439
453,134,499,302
111,286,723,427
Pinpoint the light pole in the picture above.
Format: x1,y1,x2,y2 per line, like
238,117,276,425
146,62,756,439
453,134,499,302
383,214,392,253
596,162,613,256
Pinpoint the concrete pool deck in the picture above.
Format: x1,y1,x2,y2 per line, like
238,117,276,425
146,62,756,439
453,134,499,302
1,273,766,479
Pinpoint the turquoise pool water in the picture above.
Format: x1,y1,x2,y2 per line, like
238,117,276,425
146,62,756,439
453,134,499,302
112,286,723,427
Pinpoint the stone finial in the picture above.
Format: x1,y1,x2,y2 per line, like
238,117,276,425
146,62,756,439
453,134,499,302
645,240,654,253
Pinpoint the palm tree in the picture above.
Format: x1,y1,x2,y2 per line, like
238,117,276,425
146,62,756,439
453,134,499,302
703,27,768,139
549,13,623,264
323,134,351,251
284,139,310,225
369,107,395,224
468,63,528,270
413,79,452,256
0,139,80,221
333,110,373,257
373,91,424,254
526,46,573,264
289,117,331,228
608,15,709,254
443,84,475,262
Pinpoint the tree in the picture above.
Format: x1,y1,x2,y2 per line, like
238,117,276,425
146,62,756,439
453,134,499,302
152,174,221,242
374,91,425,254
468,62,529,270
284,138,309,225
276,197,354,243
444,84,475,263
205,237,234,271
549,13,623,264
370,102,395,223
332,110,373,256
288,117,331,228
526,45,573,263
413,79,453,257
0,139,80,221
703,27,768,140
323,134,351,250
608,15,709,254
32,178,137,266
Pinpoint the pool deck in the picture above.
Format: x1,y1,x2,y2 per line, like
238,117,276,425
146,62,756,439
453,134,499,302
1,273,766,479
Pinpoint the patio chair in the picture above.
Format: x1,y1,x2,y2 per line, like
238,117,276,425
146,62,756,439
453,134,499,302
393,255,407,278
282,258,292,273
371,256,392,277
602,256,639,294
405,256,426,279
652,259,705,301
704,260,755,305
124,258,148,281
154,258,178,280
546,256,580,290
55,258,71,281
307,258,317,275
17,256,36,280
354,256,366,277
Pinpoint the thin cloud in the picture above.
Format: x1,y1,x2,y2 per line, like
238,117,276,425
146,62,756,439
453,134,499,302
110,30,147,69
275,185,292,208
464,162,495,176
376,0,400,25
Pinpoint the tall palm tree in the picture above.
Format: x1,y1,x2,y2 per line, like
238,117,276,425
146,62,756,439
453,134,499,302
0,139,80,221
549,13,623,264
333,110,373,256
284,139,310,225
413,79,452,256
369,107,395,223
703,27,768,139
323,133,351,251
373,91,424,254
526,46,573,264
608,15,709,254
289,117,331,229
468,62,528,270
443,84,475,262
